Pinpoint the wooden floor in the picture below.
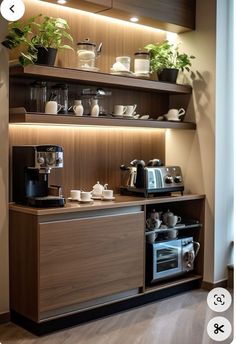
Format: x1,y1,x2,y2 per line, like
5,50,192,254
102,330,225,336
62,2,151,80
0,289,233,344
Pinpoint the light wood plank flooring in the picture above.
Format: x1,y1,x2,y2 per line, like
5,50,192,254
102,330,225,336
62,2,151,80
0,289,233,344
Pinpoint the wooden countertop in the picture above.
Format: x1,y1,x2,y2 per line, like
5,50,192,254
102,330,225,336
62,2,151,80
9,194,205,216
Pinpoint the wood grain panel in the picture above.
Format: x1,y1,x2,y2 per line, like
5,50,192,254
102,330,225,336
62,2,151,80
10,0,166,73
39,212,144,315
9,211,39,321
104,0,195,32
9,125,165,198
44,0,112,13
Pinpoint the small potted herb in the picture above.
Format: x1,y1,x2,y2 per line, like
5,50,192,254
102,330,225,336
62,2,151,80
2,14,74,66
145,40,195,83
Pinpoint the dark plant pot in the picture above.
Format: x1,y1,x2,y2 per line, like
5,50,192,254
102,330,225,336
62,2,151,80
158,68,179,83
36,47,57,66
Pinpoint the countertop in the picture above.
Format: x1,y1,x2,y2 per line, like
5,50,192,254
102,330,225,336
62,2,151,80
9,194,205,216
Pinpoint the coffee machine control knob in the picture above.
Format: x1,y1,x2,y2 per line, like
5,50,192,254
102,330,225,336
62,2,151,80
174,175,182,183
165,175,173,184
37,157,45,164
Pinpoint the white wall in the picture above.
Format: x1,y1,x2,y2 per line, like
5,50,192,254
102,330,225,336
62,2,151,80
214,0,234,280
167,0,233,284
0,18,9,314
166,0,216,283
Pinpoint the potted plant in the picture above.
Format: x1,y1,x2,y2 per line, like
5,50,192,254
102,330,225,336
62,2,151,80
145,40,195,83
2,14,74,66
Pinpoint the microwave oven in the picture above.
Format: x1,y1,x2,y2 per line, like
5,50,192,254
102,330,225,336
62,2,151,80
146,237,196,284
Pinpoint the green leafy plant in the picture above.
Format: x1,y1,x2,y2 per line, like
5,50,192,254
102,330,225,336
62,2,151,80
145,40,195,73
2,14,74,66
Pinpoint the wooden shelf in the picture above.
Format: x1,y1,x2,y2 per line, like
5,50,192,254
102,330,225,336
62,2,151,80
9,108,196,129
145,222,202,235
144,274,202,294
10,65,192,95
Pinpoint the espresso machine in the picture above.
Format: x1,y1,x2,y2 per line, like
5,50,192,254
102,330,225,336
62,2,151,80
12,145,65,207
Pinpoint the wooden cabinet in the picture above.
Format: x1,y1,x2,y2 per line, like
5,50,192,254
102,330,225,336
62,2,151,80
9,195,205,333
108,0,196,32
44,0,195,33
10,206,144,321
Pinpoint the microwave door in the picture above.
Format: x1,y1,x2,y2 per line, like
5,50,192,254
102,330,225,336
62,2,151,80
153,241,182,280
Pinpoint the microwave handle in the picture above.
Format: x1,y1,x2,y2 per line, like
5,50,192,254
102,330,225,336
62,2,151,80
193,241,200,256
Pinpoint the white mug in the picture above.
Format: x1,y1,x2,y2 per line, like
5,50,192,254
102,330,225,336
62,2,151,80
70,190,81,200
124,104,137,117
81,191,92,201
102,189,113,199
45,101,62,115
114,105,127,116
166,108,185,120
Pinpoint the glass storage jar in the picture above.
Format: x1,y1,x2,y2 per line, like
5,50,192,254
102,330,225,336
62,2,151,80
134,50,150,77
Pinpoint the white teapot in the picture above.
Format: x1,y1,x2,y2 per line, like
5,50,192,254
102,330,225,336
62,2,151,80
91,181,108,198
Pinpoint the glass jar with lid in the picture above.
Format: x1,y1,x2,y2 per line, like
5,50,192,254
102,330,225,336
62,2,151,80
77,38,102,71
134,50,150,77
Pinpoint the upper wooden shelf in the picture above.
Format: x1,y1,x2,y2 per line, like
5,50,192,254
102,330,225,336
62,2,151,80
9,65,192,95
9,108,196,130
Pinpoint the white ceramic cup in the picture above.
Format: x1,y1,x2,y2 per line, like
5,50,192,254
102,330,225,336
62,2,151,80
114,105,127,116
102,190,113,198
146,232,156,244
45,101,62,114
81,191,92,201
166,215,181,227
70,190,81,200
166,108,185,120
124,104,137,117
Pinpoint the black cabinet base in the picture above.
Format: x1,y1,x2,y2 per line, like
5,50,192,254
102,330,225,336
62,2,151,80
11,279,201,336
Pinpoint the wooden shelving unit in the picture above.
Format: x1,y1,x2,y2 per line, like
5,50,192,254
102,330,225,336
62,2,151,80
9,108,196,129
10,65,192,95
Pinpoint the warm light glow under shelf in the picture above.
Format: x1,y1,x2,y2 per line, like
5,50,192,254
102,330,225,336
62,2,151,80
9,123,166,133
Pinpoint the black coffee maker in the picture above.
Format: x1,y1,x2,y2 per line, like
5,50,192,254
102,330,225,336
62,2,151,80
12,145,65,207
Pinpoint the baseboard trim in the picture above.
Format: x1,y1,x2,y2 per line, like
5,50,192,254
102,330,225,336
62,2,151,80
0,312,10,324
11,278,201,336
202,279,228,290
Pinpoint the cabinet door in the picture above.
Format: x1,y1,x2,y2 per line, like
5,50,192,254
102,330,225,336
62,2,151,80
39,212,144,317
104,0,195,32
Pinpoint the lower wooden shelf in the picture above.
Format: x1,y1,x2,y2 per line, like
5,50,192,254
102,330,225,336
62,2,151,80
9,108,196,130
144,274,202,294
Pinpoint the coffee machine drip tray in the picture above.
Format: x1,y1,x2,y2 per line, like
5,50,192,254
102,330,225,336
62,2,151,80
28,196,65,208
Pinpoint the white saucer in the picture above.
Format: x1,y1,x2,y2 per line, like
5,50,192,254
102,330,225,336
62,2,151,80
110,71,134,77
68,197,80,202
91,196,102,200
101,196,116,201
167,119,181,122
77,67,100,72
79,199,94,204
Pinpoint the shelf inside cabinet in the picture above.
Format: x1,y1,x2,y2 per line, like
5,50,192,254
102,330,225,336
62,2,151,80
9,108,196,129
144,274,202,294
145,222,202,235
9,65,192,95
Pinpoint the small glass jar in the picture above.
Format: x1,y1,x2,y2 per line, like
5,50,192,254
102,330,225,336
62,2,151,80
134,50,150,76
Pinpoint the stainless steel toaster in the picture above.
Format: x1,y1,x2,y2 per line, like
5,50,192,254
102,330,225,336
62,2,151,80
120,163,184,197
